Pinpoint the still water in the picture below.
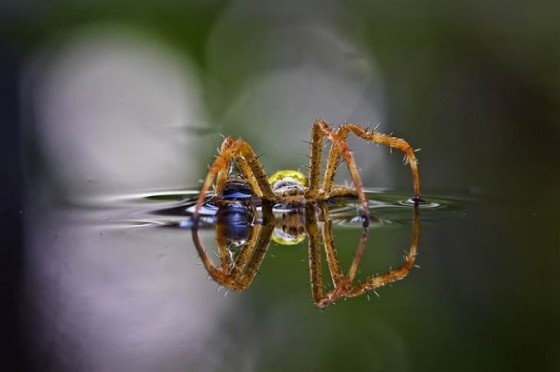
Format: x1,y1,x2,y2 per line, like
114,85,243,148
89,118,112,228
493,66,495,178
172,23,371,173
26,184,556,371
90,190,449,308
20,98,557,370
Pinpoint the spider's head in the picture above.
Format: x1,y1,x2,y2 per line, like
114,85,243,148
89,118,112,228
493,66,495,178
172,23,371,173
267,170,308,194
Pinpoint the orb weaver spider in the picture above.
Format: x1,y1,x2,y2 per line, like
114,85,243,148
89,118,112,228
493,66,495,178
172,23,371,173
192,119,421,225
190,119,422,307
191,196,420,308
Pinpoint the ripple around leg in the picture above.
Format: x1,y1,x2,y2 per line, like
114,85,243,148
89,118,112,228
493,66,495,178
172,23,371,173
72,188,467,230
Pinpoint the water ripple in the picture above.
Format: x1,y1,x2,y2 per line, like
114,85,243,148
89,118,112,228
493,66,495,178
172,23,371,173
76,188,465,230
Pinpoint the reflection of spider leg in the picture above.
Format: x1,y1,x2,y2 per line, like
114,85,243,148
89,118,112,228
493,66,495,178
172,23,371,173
308,202,420,308
228,203,275,289
192,222,246,290
307,202,369,308
319,203,345,285
318,201,364,285
192,203,275,291
313,203,369,308
347,204,420,298
215,218,259,275
322,122,421,200
193,138,275,218
305,204,325,304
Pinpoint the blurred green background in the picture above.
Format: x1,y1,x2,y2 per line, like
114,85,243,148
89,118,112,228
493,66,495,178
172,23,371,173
1,0,558,371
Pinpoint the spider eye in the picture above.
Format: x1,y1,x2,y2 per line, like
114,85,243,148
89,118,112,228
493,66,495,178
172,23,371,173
267,170,307,188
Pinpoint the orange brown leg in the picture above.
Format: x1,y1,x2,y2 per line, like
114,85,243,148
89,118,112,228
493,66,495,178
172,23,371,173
191,203,276,292
310,202,420,308
322,122,421,202
193,138,275,221
347,203,420,298
308,120,371,226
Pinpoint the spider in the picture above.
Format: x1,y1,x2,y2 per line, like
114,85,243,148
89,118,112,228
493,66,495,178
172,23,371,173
190,119,422,307
192,119,421,225
191,199,420,308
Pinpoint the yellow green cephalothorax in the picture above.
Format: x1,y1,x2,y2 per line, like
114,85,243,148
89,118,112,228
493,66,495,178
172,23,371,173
267,170,308,194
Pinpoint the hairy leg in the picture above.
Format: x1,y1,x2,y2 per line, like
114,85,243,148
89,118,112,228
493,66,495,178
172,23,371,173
313,120,371,225
323,123,421,201
347,203,420,298
193,138,274,219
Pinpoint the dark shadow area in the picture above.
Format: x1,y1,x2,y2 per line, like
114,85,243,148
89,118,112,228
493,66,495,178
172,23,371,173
0,46,25,371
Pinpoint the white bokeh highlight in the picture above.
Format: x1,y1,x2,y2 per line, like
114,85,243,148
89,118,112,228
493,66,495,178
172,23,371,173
207,0,391,187
26,25,207,197
22,24,229,372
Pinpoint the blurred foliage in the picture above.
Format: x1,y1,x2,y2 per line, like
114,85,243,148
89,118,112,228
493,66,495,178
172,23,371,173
6,0,557,192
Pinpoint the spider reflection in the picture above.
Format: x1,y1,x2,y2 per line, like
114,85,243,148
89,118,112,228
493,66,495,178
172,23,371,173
191,199,420,309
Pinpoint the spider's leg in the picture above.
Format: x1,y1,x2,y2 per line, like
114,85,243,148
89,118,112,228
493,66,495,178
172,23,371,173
305,202,353,309
313,120,371,224
319,202,345,285
215,136,236,196
193,137,238,219
336,123,421,200
215,206,258,276
322,125,350,194
191,138,239,285
192,222,245,291
193,203,272,292
192,138,271,287
233,202,275,289
321,125,358,200
312,202,370,308
347,203,420,298
193,139,274,219
345,226,370,283
216,223,234,271
305,120,325,199
226,223,258,279
233,140,275,200
305,204,326,306
314,203,352,308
